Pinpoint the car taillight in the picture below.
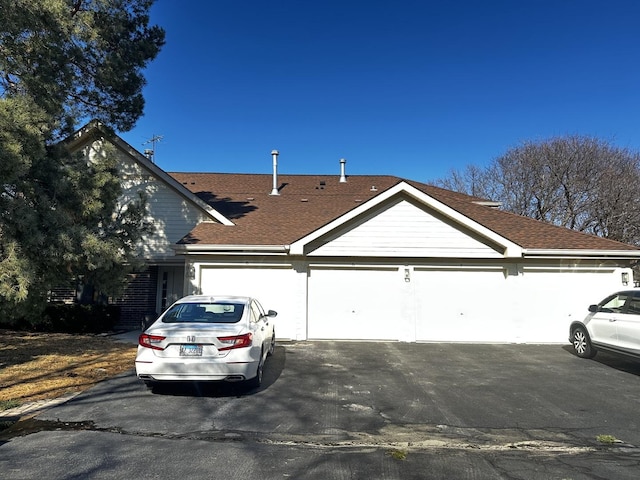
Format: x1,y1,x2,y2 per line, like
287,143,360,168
218,333,253,351
139,333,166,350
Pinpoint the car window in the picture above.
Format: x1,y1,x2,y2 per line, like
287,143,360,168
254,300,267,317
627,294,640,315
162,302,245,323
249,301,262,323
599,293,631,313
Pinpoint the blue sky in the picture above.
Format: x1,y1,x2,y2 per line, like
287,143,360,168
120,0,640,183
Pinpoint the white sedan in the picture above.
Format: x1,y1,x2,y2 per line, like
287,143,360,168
136,295,277,389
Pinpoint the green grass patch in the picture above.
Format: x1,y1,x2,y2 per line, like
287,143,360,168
387,449,408,460
0,399,21,411
596,434,618,444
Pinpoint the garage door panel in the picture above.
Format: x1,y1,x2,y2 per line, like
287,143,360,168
514,269,623,343
199,267,300,340
308,268,407,340
414,269,512,342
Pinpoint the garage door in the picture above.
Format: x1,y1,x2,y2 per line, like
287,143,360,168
413,268,514,342
308,266,413,340
513,268,625,343
412,267,626,343
199,266,301,340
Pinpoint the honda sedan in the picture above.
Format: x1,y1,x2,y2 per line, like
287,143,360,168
136,295,277,389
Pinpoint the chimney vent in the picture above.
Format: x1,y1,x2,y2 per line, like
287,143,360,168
270,150,279,196
339,158,347,183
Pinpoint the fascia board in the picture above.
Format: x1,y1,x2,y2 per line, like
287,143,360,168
523,249,640,259
289,181,523,257
68,122,234,226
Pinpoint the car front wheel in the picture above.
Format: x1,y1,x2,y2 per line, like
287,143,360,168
267,330,275,356
572,326,597,359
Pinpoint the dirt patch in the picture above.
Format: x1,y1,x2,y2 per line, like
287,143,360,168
0,329,137,407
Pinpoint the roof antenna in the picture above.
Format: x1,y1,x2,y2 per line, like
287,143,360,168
143,134,163,163
270,150,280,195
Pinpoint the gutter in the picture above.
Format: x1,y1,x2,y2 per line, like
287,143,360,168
174,244,290,254
522,249,640,259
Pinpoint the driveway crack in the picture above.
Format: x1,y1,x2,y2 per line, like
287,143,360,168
3,418,638,457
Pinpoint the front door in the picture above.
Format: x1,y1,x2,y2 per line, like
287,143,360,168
157,267,185,313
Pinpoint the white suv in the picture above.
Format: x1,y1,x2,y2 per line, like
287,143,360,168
570,289,640,359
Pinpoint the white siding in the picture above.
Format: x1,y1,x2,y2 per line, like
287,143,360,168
309,199,502,258
116,149,208,261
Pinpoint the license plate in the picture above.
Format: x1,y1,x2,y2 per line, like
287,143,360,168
179,345,203,357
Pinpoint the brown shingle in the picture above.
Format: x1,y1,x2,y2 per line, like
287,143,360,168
169,172,639,251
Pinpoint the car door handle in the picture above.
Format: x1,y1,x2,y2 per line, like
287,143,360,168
609,318,617,322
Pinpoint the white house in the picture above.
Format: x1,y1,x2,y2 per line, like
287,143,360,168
69,123,640,343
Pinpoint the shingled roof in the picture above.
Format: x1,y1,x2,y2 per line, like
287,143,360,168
169,172,639,253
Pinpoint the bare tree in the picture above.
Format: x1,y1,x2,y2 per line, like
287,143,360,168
436,164,491,198
588,151,640,243
433,135,640,245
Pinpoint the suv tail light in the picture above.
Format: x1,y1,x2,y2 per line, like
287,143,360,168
139,333,166,350
218,333,253,351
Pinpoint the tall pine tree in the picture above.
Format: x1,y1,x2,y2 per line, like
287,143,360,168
0,0,164,320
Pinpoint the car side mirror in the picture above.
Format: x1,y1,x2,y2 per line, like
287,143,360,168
588,305,598,313
267,309,278,318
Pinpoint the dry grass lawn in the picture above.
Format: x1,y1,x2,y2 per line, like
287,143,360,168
0,329,137,409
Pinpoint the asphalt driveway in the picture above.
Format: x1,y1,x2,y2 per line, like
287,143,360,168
2,341,640,479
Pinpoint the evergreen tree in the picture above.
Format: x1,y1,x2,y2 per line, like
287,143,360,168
0,0,164,320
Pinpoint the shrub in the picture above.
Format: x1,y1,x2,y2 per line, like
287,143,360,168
0,303,120,333
41,304,121,333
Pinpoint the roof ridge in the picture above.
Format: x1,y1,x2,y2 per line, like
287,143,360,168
168,172,402,178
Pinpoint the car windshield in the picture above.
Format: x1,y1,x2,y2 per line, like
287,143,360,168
162,302,245,324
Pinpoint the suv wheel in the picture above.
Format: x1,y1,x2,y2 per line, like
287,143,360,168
572,326,597,359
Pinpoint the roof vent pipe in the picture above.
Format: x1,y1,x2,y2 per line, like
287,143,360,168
339,158,347,183
270,150,280,195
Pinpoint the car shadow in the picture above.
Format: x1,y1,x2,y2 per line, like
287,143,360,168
562,344,640,376
148,345,286,398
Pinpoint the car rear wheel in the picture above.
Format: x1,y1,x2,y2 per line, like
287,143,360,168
245,351,264,389
572,326,597,359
